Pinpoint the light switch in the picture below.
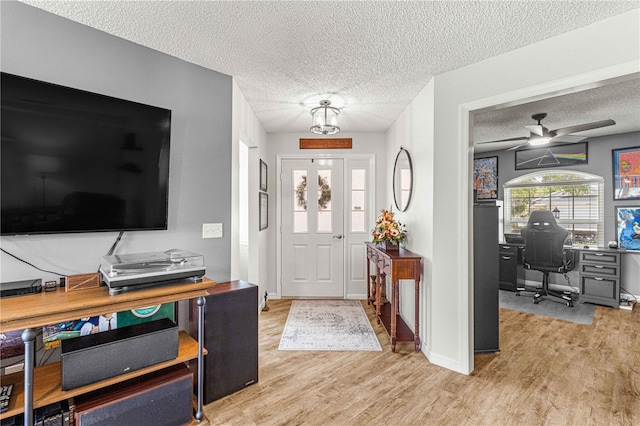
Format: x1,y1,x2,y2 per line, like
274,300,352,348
202,223,223,239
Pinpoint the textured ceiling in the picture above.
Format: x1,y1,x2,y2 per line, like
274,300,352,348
474,76,640,152
21,1,640,143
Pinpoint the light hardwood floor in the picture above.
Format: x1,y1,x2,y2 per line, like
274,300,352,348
204,299,639,425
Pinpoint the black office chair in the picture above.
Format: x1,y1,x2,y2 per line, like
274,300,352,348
521,210,574,307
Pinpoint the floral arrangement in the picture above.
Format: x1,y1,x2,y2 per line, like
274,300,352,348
371,209,406,244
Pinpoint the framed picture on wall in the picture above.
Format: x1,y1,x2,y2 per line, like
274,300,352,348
515,142,588,170
612,146,640,200
615,206,640,251
260,159,268,192
473,156,498,202
259,192,268,231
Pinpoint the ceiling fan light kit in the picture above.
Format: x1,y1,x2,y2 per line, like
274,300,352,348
482,112,617,151
310,99,340,135
528,136,552,146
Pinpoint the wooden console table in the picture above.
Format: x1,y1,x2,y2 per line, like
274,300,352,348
365,242,422,352
0,278,215,425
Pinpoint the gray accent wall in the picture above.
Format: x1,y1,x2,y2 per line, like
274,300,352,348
1,2,232,284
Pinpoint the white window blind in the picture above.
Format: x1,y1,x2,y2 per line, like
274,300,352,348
504,170,604,246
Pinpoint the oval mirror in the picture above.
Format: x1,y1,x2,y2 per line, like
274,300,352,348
393,147,413,212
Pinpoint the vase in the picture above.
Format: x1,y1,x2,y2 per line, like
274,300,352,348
379,240,400,251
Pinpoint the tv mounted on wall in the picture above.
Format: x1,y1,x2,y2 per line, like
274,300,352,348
1,72,171,236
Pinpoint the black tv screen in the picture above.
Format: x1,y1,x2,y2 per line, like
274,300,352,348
1,72,171,236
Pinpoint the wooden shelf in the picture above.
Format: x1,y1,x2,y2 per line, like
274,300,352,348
0,331,206,419
0,278,215,334
377,301,416,343
0,277,216,423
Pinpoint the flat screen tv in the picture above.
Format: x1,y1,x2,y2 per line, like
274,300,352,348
1,72,171,236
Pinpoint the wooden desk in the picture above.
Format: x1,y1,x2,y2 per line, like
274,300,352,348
0,278,215,425
365,243,422,352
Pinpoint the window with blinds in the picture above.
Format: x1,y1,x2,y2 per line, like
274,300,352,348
503,170,604,246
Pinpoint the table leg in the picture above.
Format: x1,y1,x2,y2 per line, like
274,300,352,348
195,296,206,422
414,278,421,352
375,269,382,324
369,275,376,306
391,280,398,352
22,328,36,426
366,258,371,305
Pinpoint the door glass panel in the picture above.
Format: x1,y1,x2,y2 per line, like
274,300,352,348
317,170,332,233
293,169,307,233
351,169,366,232
352,169,365,190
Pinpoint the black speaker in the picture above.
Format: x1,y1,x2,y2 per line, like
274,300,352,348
74,364,193,426
61,318,178,390
192,280,258,403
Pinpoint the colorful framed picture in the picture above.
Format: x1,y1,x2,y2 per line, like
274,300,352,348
474,156,498,202
612,146,640,200
515,142,588,170
616,207,640,251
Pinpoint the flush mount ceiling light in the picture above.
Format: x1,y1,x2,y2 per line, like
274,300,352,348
310,100,340,135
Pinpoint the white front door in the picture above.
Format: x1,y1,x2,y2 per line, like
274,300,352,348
281,158,344,297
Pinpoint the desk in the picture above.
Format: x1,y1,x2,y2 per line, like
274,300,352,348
365,242,422,352
498,243,626,309
0,278,214,425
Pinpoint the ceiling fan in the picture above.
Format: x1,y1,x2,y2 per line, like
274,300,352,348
484,113,616,151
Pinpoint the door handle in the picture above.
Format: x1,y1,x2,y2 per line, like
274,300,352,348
332,234,343,239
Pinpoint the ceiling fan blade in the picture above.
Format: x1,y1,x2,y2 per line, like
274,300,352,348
525,124,545,136
479,136,528,144
506,143,528,152
550,135,586,143
553,119,616,136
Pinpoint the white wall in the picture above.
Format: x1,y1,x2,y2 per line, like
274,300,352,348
387,10,639,374
385,80,435,361
232,80,268,307
264,132,388,298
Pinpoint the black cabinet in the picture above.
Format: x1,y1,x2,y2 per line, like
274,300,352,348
473,205,499,353
498,244,524,291
191,280,258,403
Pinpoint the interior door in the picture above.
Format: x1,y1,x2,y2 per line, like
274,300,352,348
281,158,344,297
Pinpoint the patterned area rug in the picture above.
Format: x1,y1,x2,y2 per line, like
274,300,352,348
278,300,382,351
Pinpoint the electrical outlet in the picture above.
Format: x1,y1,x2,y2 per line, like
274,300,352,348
202,223,223,239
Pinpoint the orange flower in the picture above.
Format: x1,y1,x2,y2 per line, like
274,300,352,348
371,209,406,244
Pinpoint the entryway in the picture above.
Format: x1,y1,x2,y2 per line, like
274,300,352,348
281,158,345,297
277,155,375,299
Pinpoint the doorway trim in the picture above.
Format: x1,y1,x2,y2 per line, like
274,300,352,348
461,61,640,373
276,153,376,299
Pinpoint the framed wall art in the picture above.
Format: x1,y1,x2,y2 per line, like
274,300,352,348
515,142,588,171
473,156,498,202
259,192,268,231
612,146,640,200
615,206,640,251
260,159,268,192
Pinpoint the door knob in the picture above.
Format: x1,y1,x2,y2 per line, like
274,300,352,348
333,234,343,239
